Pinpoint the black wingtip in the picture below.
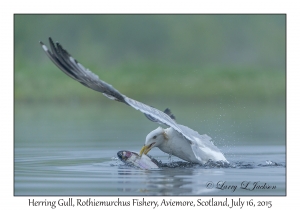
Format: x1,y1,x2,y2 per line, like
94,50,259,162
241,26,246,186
164,108,176,120
39,41,44,45
48,37,55,46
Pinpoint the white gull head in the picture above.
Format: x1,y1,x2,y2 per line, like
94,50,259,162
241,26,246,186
139,127,168,156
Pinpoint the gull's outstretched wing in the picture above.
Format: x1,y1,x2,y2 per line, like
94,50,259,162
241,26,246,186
40,38,178,128
40,38,226,162
40,38,125,103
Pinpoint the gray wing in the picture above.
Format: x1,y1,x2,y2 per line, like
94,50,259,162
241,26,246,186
40,38,220,152
40,38,125,103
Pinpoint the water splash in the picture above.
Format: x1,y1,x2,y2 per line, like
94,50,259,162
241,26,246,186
113,153,285,170
257,160,285,167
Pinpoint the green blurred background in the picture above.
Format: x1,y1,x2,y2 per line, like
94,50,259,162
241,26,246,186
14,14,286,146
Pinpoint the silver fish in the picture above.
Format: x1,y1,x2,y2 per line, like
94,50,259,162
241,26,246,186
117,150,159,170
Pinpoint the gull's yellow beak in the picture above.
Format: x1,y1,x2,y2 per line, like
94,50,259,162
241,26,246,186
139,144,153,156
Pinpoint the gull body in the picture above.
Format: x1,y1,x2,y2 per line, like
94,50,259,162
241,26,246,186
141,127,227,163
141,127,199,163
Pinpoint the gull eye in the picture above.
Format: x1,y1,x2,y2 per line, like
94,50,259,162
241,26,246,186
153,135,157,139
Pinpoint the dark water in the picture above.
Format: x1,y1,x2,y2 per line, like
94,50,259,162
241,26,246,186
14,103,285,196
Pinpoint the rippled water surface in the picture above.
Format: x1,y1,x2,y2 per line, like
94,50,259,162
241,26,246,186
14,146,285,196
15,103,285,195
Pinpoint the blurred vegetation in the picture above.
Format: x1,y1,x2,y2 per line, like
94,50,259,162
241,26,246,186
14,15,285,105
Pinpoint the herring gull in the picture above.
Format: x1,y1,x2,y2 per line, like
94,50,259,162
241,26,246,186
40,37,227,164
